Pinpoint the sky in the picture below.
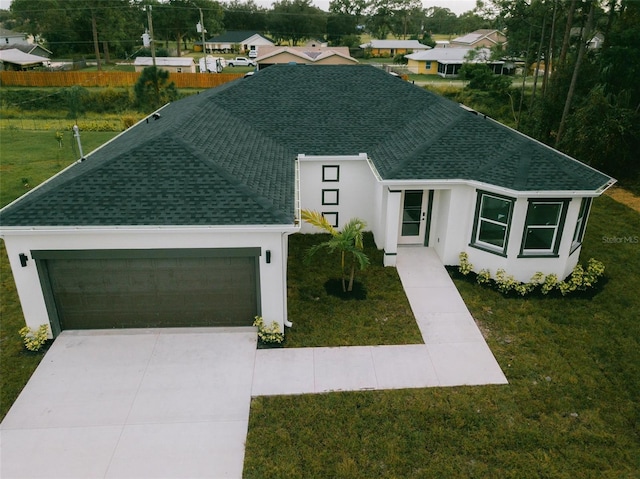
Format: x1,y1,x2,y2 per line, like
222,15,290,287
0,0,478,16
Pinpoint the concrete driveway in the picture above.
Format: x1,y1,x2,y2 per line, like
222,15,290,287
0,328,257,479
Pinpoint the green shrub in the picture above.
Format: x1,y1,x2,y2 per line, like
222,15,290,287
19,325,49,352
253,316,284,344
457,252,606,297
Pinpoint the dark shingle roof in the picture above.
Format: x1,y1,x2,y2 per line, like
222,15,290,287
0,65,613,228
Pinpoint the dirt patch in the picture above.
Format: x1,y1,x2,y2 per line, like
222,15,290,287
605,186,640,213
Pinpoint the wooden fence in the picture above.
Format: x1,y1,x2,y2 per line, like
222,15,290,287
0,71,244,88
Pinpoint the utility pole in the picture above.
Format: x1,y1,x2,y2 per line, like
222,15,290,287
91,10,102,71
146,5,156,68
145,5,159,106
199,8,206,55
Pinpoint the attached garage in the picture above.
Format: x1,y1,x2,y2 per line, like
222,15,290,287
33,248,260,333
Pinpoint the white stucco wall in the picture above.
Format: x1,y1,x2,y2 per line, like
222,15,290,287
2,227,293,336
298,154,379,234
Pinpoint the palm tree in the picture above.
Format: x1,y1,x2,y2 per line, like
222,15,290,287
301,209,370,293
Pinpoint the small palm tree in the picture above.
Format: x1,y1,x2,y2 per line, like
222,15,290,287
302,209,370,293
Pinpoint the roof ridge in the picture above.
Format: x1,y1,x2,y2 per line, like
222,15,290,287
168,131,291,223
384,106,467,178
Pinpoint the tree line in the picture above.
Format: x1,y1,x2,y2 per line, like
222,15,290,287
486,0,639,185
2,0,638,185
2,0,492,57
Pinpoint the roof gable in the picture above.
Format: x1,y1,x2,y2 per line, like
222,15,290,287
0,65,613,228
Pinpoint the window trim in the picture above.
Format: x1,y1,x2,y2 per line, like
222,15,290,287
322,211,339,228
322,165,340,182
469,190,515,257
322,189,339,206
519,198,570,258
570,197,592,254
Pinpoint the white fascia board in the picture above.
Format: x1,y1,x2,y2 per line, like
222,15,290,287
297,153,368,162
380,178,612,198
0,104,173,215
0,224,300,237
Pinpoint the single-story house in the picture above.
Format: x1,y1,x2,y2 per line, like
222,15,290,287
256,46,357,69
405,47,513,76
0,43,52,58
134,56,196,73
0,65,614,338
450,29,507,48
360,39,430,57
0,48,49,71
200,31,274,54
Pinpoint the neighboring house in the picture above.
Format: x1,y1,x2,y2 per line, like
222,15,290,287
202,31,274,54
0,27,29,46
256,46,358,69
588,32,605,50
0,65,614,338
450,29,507,48
360,39,430,57
570,28,605,50
406,47,513,76
134,56,196,73
0,43,52,58
0,48,49,70
0,27,52,57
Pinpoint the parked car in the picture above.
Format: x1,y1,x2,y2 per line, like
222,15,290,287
227,57,256,67
248,49,257,59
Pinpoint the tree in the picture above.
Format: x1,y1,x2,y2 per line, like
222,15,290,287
422,6,458,35
222,0,267,31
268,0,326,45
459,62,511,94
302,210,370,293
366,0,395,39
134,66,178,112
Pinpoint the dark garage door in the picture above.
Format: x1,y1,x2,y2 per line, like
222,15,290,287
34,249,259,331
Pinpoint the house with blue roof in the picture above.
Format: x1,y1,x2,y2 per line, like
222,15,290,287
0,65,615,337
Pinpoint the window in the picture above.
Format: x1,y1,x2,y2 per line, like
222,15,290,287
470,191,514,256
322,165,339,182
572,198,592,251
520,199,569,256
322,212,339,228
425,61,432,69
322,189,339,205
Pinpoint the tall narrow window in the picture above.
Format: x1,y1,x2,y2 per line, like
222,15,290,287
572,198,592,251
470,191,514,256
520,199,569,256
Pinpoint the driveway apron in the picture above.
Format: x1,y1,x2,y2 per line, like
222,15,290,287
1,328,257,479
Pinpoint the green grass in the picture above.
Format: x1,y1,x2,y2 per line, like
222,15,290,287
0,130,120,208
244,195,640,478
285,233,423,347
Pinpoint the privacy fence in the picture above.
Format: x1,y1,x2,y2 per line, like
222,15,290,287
0,71,243,88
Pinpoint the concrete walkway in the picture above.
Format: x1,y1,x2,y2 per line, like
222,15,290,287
253,246,507,396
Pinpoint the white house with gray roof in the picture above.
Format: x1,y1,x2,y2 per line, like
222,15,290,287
0,65,614,338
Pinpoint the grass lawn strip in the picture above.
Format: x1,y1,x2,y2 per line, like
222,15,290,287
244,195,640,478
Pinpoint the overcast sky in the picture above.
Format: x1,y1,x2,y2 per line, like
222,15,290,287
0,0,478,16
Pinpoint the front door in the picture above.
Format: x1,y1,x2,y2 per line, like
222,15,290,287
398,190,430,245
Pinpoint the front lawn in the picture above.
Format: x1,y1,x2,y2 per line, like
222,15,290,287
244,195,640,478
284,233,423,348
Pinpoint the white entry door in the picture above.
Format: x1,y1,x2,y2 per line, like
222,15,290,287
398,190,430,244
